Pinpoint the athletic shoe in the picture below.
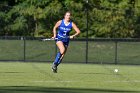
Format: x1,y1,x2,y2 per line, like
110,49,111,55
52,64,57,73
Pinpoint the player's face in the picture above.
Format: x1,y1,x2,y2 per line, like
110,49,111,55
64,12,71,21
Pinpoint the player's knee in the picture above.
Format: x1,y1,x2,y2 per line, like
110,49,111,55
60,48,65,55
60,51,65,55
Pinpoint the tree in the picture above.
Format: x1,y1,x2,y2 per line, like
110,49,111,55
86,0,136,38
0,0,139,38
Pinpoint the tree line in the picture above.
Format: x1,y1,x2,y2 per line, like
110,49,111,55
0,0,140,38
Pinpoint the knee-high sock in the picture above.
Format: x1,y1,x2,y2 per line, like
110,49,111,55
57,57,62,66
53,52,62,65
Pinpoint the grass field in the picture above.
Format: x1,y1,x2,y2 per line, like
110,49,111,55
0,62,140,93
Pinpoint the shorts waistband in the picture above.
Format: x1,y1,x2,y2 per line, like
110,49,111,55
58,34,68,38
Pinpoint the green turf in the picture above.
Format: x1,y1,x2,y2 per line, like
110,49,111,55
0,62,140,93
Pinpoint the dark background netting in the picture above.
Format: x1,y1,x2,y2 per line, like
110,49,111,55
0,37,140,65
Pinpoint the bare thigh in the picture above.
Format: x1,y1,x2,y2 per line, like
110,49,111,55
56,41,66,54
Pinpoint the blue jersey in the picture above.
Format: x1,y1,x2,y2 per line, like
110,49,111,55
56,19,72,44
57,19,72,38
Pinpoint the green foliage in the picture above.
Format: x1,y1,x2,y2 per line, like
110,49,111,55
0,0,139,38
87,0,136,38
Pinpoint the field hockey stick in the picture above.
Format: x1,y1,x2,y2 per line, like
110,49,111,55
41,36,71,41
41,38,58,41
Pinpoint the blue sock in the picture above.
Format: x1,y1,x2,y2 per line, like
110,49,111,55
57,58,62,66
53,52,62,66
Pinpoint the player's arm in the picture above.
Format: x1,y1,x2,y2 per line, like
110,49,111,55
70,22,81,39
52,20,62,38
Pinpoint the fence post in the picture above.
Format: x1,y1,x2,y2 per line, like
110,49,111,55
85,0,89,64
86,38,88,64
23,37,26,62
115,41,118,64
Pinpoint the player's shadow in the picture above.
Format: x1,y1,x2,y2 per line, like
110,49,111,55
0,86,138,93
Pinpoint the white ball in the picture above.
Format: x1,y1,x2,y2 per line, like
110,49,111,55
114,69,118,72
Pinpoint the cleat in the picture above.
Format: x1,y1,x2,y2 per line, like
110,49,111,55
52,64,57,73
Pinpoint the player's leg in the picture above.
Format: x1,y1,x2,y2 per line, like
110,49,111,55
52,41,66,73
57,44,68,65
54,41,66,65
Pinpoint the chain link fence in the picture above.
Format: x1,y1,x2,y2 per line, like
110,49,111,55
0,36,140,65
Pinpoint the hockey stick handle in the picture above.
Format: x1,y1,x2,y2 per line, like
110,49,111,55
41,36,70,41
41,38,58,41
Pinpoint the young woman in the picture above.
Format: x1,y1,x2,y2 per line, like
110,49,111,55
52,11,80,73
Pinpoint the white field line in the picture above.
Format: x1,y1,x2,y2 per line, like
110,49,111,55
106,80,140,83
32,80,140,83
33,80,81,83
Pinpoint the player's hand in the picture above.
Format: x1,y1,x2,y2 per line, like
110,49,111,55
51,36,56,39
70,35,74,39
